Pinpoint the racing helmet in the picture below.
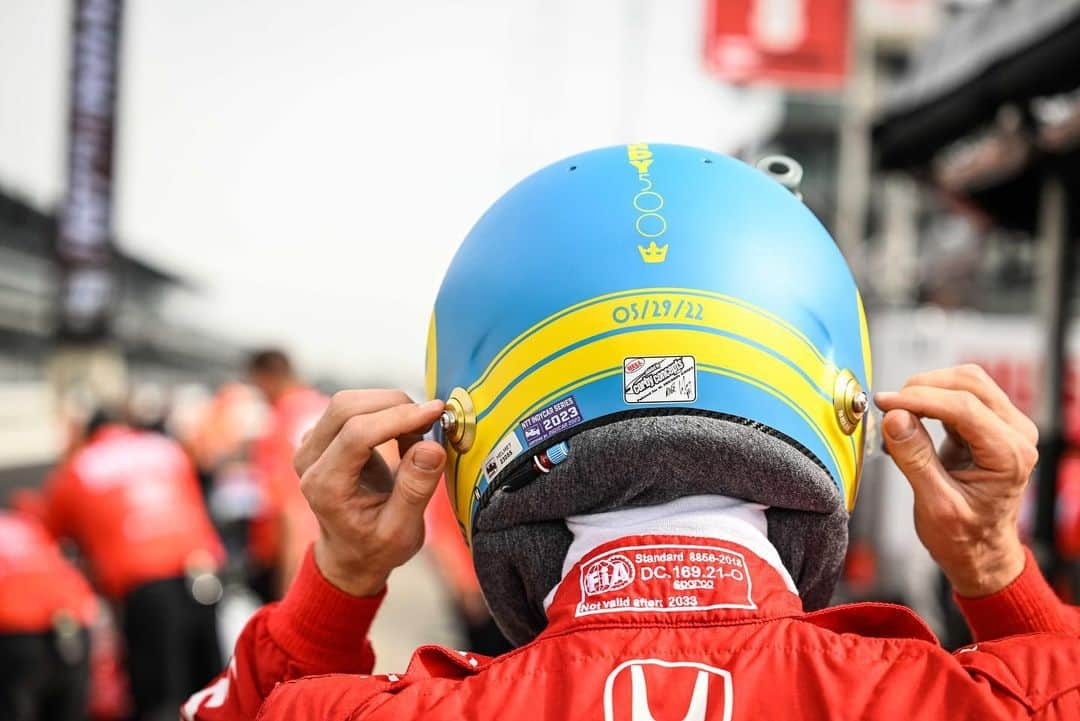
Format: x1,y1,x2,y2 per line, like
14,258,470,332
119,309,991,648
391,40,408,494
427,143,872,643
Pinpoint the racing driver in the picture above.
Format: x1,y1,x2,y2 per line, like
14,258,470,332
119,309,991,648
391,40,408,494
186,144,1080,720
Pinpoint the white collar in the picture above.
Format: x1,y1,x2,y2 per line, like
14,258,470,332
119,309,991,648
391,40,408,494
544,494,798,612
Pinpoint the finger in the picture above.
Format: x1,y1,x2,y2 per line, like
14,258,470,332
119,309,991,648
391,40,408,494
881,410,951,501
295,389,416,475
302,400,445,497
381,440,447,529
875,386,1021,470
903,365,1038,445
301,389,415,470
300,403,442,509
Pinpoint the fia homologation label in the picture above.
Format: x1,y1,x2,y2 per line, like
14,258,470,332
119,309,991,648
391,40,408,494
482,432,523,481
623,356,697,404
576,544,755,618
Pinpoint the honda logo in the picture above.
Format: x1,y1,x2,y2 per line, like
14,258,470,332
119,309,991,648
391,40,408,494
604,659,733,721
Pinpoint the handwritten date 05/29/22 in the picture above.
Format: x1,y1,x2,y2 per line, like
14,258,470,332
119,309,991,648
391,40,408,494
612,297,706,324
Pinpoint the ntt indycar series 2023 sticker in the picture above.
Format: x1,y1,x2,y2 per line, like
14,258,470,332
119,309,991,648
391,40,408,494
519,396,583,447
623,356,697,404
576,544,755,618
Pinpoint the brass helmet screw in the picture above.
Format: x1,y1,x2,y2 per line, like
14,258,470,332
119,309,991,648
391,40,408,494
441,388,476,453
834,369,868,436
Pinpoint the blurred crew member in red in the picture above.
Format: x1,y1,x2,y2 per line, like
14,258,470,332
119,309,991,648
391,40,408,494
246,350,331,596
0,510,97,721
186,146,1080,719
44,410,224,721
424,480,512,656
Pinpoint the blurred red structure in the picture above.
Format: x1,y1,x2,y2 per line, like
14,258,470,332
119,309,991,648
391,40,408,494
425,480,482,602
974,357,1080,560
703,0,849,90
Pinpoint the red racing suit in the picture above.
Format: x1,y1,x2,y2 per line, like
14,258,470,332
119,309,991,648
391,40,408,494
185,535,1080,720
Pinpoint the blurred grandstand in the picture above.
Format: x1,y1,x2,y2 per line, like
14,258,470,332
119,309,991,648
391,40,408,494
0,188,244,490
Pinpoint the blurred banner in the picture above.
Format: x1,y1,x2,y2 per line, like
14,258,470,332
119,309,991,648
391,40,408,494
702,0,849,90
863,0,938,46
55,0,123,342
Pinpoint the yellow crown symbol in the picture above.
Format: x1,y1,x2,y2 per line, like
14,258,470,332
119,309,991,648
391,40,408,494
638,241,668,264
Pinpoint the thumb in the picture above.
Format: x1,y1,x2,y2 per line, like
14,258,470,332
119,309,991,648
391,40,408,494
384,440,446,518
882,409,948,498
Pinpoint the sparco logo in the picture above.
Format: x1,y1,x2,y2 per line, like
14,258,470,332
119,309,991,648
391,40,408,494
582,555,635,596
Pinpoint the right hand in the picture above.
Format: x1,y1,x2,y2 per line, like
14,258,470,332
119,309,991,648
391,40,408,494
875,364,1039,598
293,390,446,596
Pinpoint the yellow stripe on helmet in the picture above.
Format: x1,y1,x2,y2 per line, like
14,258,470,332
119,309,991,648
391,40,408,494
467,289,833,412
425,312,438,401
449,319,860,540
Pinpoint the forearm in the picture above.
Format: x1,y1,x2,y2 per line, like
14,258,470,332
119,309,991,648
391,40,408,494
956,546,1080,642
183,547,384,720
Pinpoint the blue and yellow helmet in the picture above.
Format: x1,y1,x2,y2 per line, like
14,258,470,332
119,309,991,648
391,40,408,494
428,143,872,545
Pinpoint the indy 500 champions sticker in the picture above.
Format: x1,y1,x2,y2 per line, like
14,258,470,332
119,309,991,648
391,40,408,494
623,356,697,404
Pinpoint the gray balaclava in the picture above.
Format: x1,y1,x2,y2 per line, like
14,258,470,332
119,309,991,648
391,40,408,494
471,413,848,646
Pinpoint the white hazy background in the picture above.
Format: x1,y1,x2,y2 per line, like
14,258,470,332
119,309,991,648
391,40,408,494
0,0,780,385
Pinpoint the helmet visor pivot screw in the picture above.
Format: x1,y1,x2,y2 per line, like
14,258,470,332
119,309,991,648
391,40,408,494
441,387,477,453
833,369,868,435
439,410,456,432
756,155,804,201
851,391,869,416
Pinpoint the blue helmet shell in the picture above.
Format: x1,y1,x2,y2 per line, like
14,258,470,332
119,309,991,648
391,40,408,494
427,143,872,541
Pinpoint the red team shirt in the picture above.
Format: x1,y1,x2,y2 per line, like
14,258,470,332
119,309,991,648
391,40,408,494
0,510,97,633
44,426,223,599
248,386,328,571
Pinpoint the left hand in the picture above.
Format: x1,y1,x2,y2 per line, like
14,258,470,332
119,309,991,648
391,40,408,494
875,364,1039,598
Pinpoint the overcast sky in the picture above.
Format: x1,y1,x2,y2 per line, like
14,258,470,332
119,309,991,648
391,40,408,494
0,0,780,388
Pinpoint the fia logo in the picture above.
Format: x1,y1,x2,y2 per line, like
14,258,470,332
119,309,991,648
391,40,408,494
604,659,733,721
582,554,636,596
